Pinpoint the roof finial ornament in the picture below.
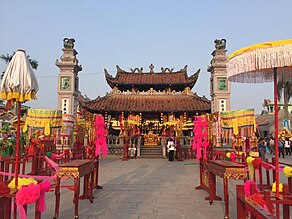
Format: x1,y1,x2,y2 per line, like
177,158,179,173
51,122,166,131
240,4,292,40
214,39,226,50
130,67,143,73
63,38,75,49
149,64,154,73
178,65,188,72
161,67,174,73
116,65,122,71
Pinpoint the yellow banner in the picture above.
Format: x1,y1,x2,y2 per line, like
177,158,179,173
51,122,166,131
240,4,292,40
220,109,256,135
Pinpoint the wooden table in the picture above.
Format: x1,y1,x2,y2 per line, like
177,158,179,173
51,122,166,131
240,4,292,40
53,159,94,219
206,160,247,219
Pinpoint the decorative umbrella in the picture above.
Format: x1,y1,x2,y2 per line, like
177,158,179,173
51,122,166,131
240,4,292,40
227,39,292,198
0,49,39,189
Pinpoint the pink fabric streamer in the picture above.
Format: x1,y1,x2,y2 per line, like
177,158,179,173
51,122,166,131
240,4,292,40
51,151,66,160
0,156,60,182
37,181,51,212
192,116,209,161
16,181,51,219
95,115,108,157
0,171,56,181
244,180,259,196
261,161,276,170
244,180,270,212
45,156,60,173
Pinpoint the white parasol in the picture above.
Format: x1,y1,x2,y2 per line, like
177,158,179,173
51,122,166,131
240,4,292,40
227,39,292,198
0,49,39,189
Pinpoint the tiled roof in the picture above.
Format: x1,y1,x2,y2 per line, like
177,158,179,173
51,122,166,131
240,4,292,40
256,115,270,126
105,66,200,90
82,94,211,113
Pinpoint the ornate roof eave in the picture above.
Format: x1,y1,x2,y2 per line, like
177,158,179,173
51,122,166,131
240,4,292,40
80,91,211,114
105,65,129,88
104,65,199,88
116,65,127,73
104,68,116,88
187,69,200,89
78,93,106,114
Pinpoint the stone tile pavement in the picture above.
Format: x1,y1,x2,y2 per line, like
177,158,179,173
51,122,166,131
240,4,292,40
29,153,292,219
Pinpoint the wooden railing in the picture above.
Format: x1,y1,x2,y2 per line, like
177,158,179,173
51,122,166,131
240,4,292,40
0,155,42,219
236,185,276,219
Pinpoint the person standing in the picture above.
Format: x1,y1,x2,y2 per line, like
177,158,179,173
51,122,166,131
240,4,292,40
278,138,285,158
269,137,275,155
167,137,175,162
284,137,291,155
258,138,267,161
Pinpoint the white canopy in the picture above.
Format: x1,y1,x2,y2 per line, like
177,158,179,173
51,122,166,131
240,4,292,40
0,49,39,102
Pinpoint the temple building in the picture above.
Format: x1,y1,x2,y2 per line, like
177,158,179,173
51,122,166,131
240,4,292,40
80,64,211,156
81,65,210,131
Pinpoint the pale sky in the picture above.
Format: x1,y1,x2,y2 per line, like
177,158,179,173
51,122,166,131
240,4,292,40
1,0,292,114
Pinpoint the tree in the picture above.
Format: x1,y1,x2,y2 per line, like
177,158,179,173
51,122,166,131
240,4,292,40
0,52,38,79
277,80,292,120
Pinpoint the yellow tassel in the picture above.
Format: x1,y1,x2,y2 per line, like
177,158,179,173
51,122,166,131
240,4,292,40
283,166,292,178
247,156,255,180
272,182,283,193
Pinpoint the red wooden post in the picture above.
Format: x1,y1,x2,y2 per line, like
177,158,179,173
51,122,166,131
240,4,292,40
264,158,271,187
122,137,129,161
272,157,276,183
176,137,182,161
259,166,263,191
35,203,41,219
241,153,245,163
223,176,229,219
236,185,246,219
195,158,205,190
288,177,292,193
0,196,5,219
190,146,195,159
282,184,290,219
94,157,102,189
6,195,12,219
273,68,279,197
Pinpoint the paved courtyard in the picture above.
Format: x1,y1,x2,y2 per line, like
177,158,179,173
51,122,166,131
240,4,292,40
29,154,292,219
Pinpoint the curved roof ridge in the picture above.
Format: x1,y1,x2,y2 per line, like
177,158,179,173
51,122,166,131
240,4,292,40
104,65,200,89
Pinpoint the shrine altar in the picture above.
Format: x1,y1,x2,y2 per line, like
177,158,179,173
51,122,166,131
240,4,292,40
143,131,159,146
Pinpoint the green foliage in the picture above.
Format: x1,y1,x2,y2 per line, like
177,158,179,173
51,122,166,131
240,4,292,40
2,124,10,132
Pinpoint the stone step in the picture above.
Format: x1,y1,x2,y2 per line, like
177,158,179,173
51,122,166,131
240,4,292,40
140,154,165,159
140,148,162,152
140,146,162,149
141,146,161,149
140,146,163,158
141,151,162,155
140,149,162,152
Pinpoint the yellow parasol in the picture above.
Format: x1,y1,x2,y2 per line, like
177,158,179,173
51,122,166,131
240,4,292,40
0,49,39,189
227,39,292,198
